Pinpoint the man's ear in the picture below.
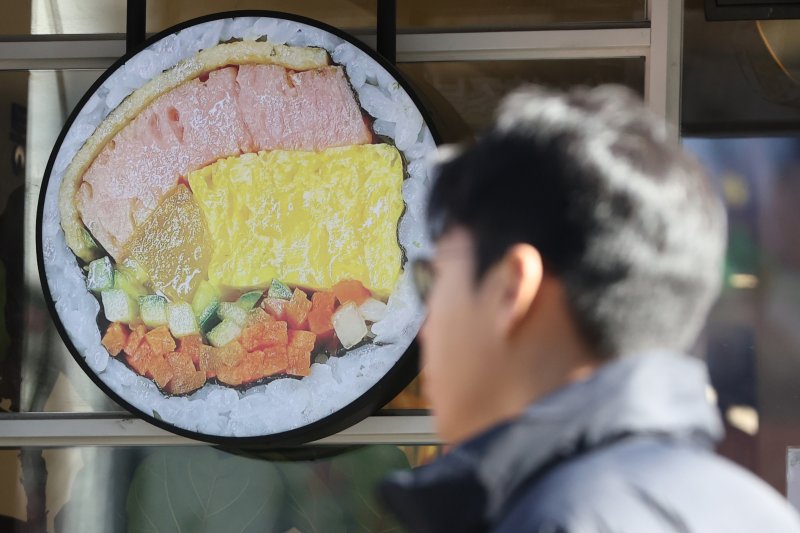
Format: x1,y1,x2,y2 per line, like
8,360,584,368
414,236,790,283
488,244,543,338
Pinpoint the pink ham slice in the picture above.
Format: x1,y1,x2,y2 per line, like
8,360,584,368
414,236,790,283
76,67,252,259
236,64,373,151
76,64,372,260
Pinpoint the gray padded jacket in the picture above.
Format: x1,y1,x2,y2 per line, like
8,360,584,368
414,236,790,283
379,352,800,532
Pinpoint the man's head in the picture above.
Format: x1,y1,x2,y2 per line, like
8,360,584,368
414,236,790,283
418,85,726,443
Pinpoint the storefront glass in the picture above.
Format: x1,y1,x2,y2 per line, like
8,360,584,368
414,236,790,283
0,444,443,532
682,0,800,496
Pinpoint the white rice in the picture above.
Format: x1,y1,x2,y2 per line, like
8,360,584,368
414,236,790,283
41,17,436,438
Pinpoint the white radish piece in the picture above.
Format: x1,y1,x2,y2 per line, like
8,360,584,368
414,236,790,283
359,298,388,322
332,302,368,349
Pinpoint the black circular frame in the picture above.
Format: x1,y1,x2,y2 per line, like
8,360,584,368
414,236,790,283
36,10,440,447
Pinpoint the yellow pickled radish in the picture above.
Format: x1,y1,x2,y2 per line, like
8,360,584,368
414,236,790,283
188,144,404,298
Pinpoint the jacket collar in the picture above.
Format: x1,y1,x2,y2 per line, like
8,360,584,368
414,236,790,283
379,351,723,533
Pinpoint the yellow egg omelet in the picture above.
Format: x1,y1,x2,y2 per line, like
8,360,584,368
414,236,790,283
187,144,405,298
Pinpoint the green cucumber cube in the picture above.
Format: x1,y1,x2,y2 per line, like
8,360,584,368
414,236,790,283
87,257,115,293
191,281,220,333
139,295,168,328
236,290,262,310
167,302,199,338
207,319,242,348
101,289,139,324
218,301,247,326
267,280,292,300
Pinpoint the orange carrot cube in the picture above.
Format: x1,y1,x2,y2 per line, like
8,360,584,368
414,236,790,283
286,289,312,329
261,297,288,320
178,334,204,367
145,326,177,355
125,341,152,376
214,339,246,368
197,344,217,379
244,307,273,328
215,350,264,386
287,346,311,377
262,345,289,376
147,356,174,390
308,291,336,336
240,320,288,352
287,330,316,377
332,279,371,306
178,334,203,352
124,324,148,355
164,351,205,394
102,322,130,357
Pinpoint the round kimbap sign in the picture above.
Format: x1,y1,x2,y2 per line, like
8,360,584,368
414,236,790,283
37,11,436,445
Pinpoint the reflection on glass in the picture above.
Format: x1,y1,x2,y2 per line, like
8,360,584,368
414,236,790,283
399,59,646,142
385,375,428,409
0,72,27,413
685,136,800,492
0,444,443,532
682,0,800,134
31,0,125,34
0,70,124,414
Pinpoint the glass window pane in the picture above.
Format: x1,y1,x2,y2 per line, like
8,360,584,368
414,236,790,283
385,375,427,409
0,69,125,414
31,0,127,35
683,0,800,134
684,136,800,494
0,444,443,532
399,58,646,142
683,3,800,493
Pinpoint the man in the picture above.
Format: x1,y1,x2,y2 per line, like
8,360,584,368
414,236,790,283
379,85,800,532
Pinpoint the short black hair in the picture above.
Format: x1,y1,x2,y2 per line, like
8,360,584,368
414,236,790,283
427,85,726,359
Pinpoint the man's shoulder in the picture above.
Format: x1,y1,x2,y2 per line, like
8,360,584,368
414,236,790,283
494,435,800,533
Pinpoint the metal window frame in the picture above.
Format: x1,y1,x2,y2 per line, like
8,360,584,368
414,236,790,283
0,414,437,446
0,27,651,66
0,0,684,448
